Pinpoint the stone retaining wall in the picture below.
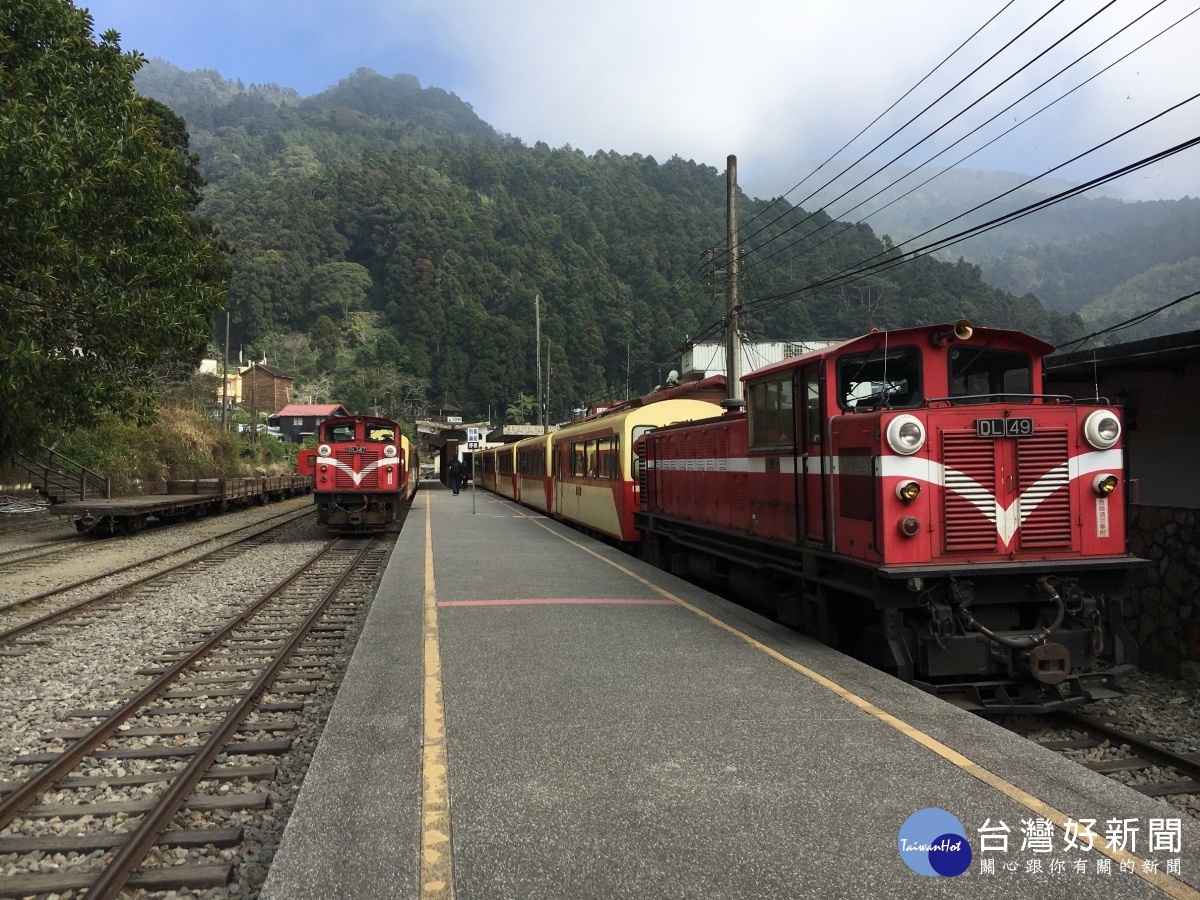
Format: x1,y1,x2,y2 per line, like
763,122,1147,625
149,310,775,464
1126,506,1200,683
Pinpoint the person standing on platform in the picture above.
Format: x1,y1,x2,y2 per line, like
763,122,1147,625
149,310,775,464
449,457,463,495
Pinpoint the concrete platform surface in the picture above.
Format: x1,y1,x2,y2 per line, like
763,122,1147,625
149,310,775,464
262,482,1200,900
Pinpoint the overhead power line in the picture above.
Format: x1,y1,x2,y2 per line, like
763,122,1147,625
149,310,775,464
737,126,1200,322
735,0,1019,238
738,0,1193,287
736,0,1075,254
1052,289,1200,353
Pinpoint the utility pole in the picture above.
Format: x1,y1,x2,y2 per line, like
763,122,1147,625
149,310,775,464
249,365,257,445
723,154,744,409
546,337,552,426
221,312,230,432
535,294,544,432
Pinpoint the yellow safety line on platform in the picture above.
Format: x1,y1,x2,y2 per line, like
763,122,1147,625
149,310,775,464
421,496,454,900
519,511,1200,900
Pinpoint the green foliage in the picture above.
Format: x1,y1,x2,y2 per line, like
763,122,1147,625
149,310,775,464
506,394,536,424
1079,257,1200,343
0,1,228,460
309,315,341,373
980,198,1200,313
128,59,1082,423
56,407,244,492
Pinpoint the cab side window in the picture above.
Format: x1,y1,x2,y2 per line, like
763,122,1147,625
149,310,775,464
748,376,795,448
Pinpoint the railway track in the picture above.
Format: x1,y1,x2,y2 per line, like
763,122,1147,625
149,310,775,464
0,532,82,569
0,506,316,647
0,534,392,897
1003,703,1200,816
0,503,311,583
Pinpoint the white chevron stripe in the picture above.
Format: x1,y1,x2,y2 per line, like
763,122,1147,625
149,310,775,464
322,457,394,487
645,449,1122,549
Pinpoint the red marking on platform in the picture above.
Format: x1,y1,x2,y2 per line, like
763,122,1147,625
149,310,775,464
437,598,676,607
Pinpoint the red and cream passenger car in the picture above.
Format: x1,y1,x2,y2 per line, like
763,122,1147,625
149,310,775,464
550,396,723,543
514,432,554,514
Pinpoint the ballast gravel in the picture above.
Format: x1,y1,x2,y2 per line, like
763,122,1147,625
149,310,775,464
0,504,383,899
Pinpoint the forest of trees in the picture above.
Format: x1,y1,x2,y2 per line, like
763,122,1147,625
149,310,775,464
131,62,1091,425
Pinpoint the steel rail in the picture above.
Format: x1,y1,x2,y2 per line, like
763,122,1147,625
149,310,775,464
0,506,314,642
1057,711,1200,784
0,504,312,613
85,538,375,900
0,533,89,568
0,536,343,829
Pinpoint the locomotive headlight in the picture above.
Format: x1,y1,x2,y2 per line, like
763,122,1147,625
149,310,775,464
1092,473,1119,496
899,516,921,537
896,480,921,504
318,444,332,458
886,414,926,456
1083,409,1121,449
384,444,398,458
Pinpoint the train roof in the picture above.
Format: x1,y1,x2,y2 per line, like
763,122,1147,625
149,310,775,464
572,375,728,423
321,413,401,424
741,323,1056,382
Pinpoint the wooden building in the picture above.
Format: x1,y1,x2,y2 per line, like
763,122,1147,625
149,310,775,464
241,363,295,421
267,403,350,444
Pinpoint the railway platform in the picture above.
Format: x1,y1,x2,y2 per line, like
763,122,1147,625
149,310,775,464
262,482,1200,899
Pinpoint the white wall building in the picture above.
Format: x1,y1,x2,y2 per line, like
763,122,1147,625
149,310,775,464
680,340,841,381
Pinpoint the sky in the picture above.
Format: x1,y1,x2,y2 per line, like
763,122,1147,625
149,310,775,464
79,0,1200,204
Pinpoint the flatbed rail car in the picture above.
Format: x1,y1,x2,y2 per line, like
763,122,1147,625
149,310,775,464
51,475,314,535
297,415,416,532
634,322,1143,714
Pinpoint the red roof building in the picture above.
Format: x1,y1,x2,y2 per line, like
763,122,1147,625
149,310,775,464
267,404,350,443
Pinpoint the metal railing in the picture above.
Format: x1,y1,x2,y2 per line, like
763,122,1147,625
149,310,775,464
9,445,111,503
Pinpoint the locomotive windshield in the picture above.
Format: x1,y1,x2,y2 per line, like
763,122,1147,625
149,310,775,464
948,346,1032,402
837,345,922,411
325,422,355,442
366,424,395,442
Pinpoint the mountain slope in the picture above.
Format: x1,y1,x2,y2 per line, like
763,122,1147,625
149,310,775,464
137,62,1080,419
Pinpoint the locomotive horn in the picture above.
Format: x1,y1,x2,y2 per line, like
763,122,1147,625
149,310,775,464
931,319,973,346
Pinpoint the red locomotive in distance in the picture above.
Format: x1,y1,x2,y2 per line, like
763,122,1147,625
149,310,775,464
297,415,417,532
635,322,1140,714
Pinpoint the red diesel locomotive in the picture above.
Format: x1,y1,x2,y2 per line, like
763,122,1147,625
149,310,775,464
297,415,418,531
635,322,1140,713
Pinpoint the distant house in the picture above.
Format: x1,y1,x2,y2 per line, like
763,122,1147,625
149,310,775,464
199,359,243,405
241,363,295,417
267,403,350,444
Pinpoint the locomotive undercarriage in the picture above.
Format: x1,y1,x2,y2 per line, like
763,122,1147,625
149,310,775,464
317,492,400,532
635,513,1138,715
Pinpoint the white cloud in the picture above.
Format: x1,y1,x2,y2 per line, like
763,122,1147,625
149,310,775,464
85,0,1200,199
408,0,1200,200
